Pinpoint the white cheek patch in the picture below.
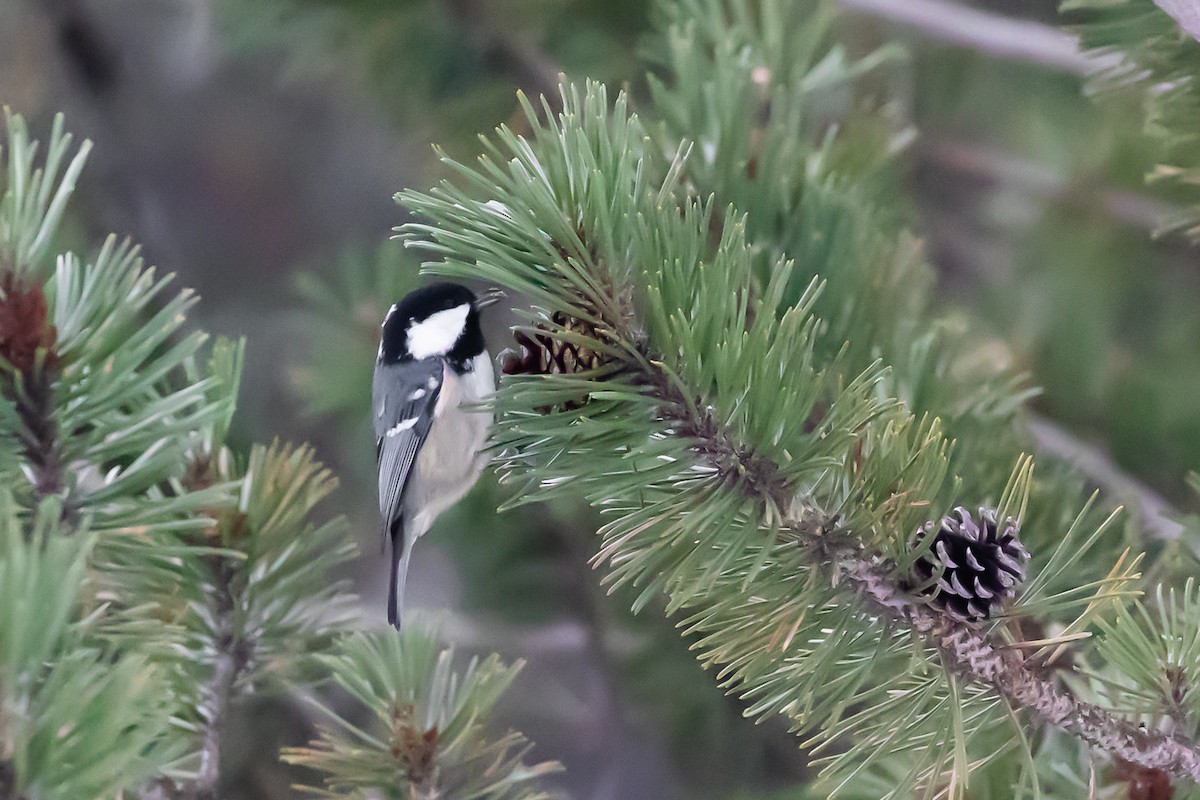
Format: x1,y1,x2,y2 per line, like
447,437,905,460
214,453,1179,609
406,304,470,359
386,418,418,437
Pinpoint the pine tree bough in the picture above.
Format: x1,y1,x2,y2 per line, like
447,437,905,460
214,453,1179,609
401,68,1200,789
632,320,1200,783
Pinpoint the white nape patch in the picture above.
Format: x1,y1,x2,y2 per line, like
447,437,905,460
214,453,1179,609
406,303,470,359
386,418,418,437
408,388,427,401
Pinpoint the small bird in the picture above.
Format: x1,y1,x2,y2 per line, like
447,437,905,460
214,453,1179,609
373,282,503,629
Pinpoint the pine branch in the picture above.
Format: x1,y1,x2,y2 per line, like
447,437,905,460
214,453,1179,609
0,494,178,799
594,287,1200,781
176,451,243,799
399,73,1200,791
282,631,561,800
1070,0,1200,237
2,111,556,797
128,440,358,796
10,364,62,503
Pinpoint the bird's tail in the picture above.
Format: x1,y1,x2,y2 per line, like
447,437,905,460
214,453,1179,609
388,523,415,630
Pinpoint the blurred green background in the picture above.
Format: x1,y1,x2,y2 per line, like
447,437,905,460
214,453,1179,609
3,0,1198,797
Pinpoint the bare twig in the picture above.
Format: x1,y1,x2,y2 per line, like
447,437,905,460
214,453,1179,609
919,137,1183,233
444,0,563,105
837,0,1125,76
1026,414,1190,547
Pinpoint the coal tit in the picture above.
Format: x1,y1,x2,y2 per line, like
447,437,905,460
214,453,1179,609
373,282,503,629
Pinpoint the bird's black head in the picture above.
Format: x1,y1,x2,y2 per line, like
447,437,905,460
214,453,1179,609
379,282,498,367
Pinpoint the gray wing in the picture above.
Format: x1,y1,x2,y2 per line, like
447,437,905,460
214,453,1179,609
373,358,443,540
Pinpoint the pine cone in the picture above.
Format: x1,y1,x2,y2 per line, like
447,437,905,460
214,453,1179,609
910,506,1029,622
499,309,610,411
0,270,58,375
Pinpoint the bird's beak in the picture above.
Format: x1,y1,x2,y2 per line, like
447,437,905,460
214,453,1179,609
474,288,506,311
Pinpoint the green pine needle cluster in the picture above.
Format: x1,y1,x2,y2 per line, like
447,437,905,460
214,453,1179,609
1068,0,1200,237
0,495,177,800
282,631,561,799
1097,578,1200,727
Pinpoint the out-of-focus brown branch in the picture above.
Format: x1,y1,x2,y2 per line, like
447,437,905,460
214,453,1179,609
444,0,563,107
1026,414,1192,549
919,137,1183,233
46,0,120,95
1152,0,1200,44
838,0,1125,76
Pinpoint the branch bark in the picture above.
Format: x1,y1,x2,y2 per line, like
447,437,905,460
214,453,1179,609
194,558,247,800
444,0,563,107
0,269,68,518
1026,414,1190,548
182,455,250,800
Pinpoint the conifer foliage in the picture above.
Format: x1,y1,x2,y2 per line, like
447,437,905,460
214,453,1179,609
7,0,1200,794
395,0,1200,795
1071,0,1200,237
0,112,555,799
